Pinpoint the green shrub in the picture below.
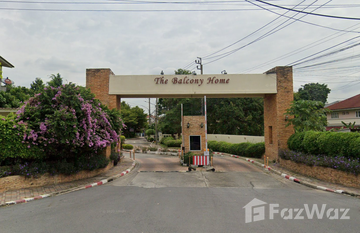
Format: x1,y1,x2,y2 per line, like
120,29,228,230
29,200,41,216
183,152,195,165
350,137,360,159
208,140,260,158
288,131,306,152
287,133,296,149
145,129,155,136
0,114,45,165
288,131,360,159
122,144,134,150
219,142,232,153
280,149,360,175
148,147,157,151
208,141,220,152
234,142,252,157
161,136,174,145
54,160,77,175
110,152,120,162
120,136,126,149
245,142,265,158
0,166,11,178
302,131,322,155
164,139,182,147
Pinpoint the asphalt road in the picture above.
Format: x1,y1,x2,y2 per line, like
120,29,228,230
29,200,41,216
1,143,359,233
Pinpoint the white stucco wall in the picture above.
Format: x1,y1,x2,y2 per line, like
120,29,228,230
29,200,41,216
207,134,264,144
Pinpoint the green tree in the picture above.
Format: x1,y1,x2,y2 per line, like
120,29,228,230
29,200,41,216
158,97,264,136
285,100,329,132
207,98,264,135
120,102,147,138
296,83,331,104
47,73,63,88
175,68,192,75
0,91,21,108
6,85,31,103
0,83,31,108
30,77,45,95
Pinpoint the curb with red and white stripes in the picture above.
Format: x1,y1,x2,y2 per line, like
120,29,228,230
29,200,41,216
1,161,137,207
214,152,356,197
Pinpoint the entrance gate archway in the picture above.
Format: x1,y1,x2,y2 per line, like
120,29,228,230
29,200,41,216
86,66,294,160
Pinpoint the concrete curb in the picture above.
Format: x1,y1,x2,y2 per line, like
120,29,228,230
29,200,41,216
0,160,137,207
214,152,359,198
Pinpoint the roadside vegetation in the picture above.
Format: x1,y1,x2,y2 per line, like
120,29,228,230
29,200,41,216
0,74,124,178
208,141,265,158
281,131,360,175
160,136,182,148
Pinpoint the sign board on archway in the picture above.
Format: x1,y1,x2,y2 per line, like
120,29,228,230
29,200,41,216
108,74,277,98
86,67,294,160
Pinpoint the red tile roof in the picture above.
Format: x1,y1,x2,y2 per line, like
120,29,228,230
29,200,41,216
326,94,360,110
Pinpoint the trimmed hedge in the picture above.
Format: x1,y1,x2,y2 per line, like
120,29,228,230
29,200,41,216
245,142,265,158
160,136,181,148
122,144,134,150
288,131,360,159
208,140,265,158
165,139,182,147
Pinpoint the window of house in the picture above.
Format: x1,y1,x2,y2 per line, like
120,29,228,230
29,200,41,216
331,112,339,119
190,136,201,151
342,111,349,115
356,111,360,118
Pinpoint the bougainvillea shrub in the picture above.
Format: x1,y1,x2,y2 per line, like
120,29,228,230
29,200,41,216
16,83,123,160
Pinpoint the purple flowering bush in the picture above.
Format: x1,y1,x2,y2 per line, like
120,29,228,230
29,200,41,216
279,149,360,175
0,83,124,178
16,83,122,160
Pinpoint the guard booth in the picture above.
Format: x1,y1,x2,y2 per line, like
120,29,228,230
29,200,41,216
181,101,210,166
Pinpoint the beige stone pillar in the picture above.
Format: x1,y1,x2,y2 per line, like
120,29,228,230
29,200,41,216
86,68,119,110
264,66,294,161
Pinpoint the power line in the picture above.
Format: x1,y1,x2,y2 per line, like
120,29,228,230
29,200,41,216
246,1,360,33
288,36,360,67
295,53,360,70
202,0,308,60
242,22,360,73
203,0,327,65
2,0,360,12
253,0,360,21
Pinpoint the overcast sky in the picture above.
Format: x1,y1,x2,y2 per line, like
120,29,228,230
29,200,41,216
1,0,360,111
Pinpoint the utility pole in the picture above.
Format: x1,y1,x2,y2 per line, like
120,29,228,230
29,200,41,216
195,57,204,114
148,98,151,125
195,57,203,75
